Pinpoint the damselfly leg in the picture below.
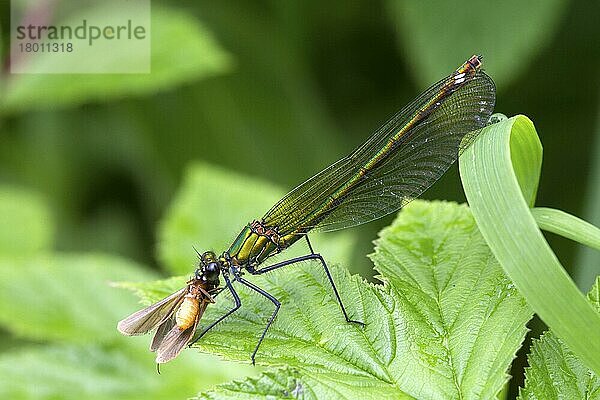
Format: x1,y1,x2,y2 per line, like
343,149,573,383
247,237,364,326
234,276,281,365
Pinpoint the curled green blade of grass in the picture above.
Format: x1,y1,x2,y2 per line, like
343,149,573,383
459,115,600,375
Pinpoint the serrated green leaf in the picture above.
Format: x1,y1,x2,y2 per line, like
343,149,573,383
0,253,154,343
157,162,356,275
2,6,232,113
370,201,530,399
176,200,531,399
196,368,307,400
0,186,54,255
460,116,600,376
387,0,567,87
518,277,600,400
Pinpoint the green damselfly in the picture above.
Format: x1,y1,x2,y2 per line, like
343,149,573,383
118,55,496,364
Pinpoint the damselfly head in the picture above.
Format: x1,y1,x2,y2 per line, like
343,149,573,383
194,250,222,284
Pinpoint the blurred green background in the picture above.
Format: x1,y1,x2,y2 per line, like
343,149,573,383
0,0,598,399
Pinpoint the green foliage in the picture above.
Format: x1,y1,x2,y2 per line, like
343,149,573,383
0,345,159,400
387,0,567,87
0,344,251,400
1,6,232,114
0,186,54,255
198,368,307,400
371,201,530,399
576,103,600,290
0,253,152,343
460,116,600,376
518,277,600,399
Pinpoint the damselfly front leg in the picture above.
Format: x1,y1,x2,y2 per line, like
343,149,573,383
188,273,240,346
234,276,281,365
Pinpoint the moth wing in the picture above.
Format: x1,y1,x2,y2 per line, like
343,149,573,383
117,288,186,336
150,313,176,352
154,318,198,364
155,302,210,363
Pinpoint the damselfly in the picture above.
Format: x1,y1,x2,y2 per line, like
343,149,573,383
118,55,496,364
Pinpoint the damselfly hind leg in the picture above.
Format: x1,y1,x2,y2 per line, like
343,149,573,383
235,276,281,365
248,237,364,327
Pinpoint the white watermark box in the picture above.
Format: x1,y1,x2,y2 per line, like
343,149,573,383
10,0,151,73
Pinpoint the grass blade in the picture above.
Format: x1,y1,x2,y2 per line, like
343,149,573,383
459,115,600,376
532,207,600,251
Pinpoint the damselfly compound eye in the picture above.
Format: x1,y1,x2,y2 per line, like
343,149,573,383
204,262,219,280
